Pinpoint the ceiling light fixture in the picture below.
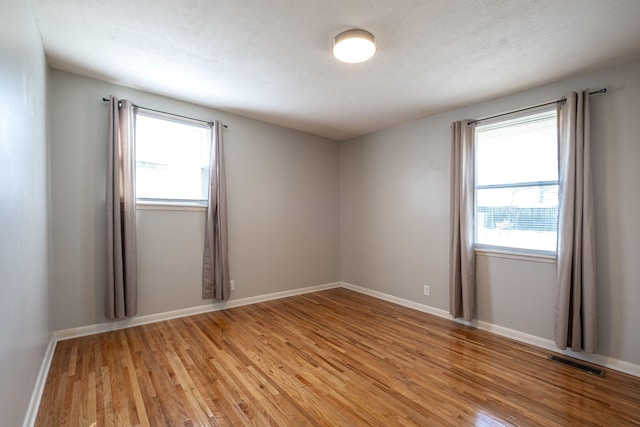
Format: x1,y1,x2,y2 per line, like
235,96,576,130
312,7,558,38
332,29,376,63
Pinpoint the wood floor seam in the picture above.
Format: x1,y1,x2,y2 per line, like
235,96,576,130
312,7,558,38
35,288,640,426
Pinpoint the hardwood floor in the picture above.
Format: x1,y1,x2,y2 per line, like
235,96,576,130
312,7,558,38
36,288,640,426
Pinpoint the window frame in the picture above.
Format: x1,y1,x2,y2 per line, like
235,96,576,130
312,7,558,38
472,106,559,257
134,109,212,209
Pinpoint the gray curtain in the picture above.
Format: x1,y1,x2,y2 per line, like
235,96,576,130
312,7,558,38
554,90,597,352
202,120,230,300
450,120,476,321
106,96,138,319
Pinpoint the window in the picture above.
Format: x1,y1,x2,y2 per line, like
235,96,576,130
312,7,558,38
135,111,211,205
474,108,558,253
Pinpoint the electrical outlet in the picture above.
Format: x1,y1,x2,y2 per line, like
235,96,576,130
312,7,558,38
230,280,235,291
423,285,430,296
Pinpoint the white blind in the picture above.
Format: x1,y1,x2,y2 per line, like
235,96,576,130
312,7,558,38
474,108,558,252
135,112,211,203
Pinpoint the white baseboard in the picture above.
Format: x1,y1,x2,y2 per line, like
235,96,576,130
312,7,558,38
27,282,340,426
470,318,640,377
53,282,342,341
341,281,451,318
29,278,638,426
341,281,640,378
23,337,57,427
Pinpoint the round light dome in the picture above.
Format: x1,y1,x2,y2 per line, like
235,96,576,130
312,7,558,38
332,29,376,63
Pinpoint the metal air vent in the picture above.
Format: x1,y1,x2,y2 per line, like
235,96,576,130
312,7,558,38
548,355,605,377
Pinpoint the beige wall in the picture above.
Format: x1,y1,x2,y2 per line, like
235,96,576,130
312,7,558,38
49,70,340,330
47,52,640,368
0,1,51,425
6,5,638,420
340,59,640,366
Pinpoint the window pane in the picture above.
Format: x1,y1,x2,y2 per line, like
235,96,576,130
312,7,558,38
474,108,558,253
476,110,557,186
135,113,211,202
475,186,558,252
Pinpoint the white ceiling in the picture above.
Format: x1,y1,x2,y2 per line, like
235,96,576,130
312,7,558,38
32,0,640,140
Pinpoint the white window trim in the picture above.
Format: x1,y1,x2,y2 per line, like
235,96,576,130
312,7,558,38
135,109,212,207
137,108,212,128
475,246,556,264
473,105,559,255
136,200,207,212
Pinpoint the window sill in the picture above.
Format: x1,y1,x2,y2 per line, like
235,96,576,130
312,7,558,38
136,201,207,212
474,247,556,264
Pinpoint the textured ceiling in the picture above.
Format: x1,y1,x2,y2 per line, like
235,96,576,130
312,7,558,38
32,0,640,140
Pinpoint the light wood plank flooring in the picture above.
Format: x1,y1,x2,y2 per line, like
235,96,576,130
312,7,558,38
36,288,640,426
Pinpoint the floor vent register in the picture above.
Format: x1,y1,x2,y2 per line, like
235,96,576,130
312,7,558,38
548,355,606,377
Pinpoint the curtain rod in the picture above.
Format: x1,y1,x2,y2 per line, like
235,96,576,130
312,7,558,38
101,97,228,128
467,88,607,126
